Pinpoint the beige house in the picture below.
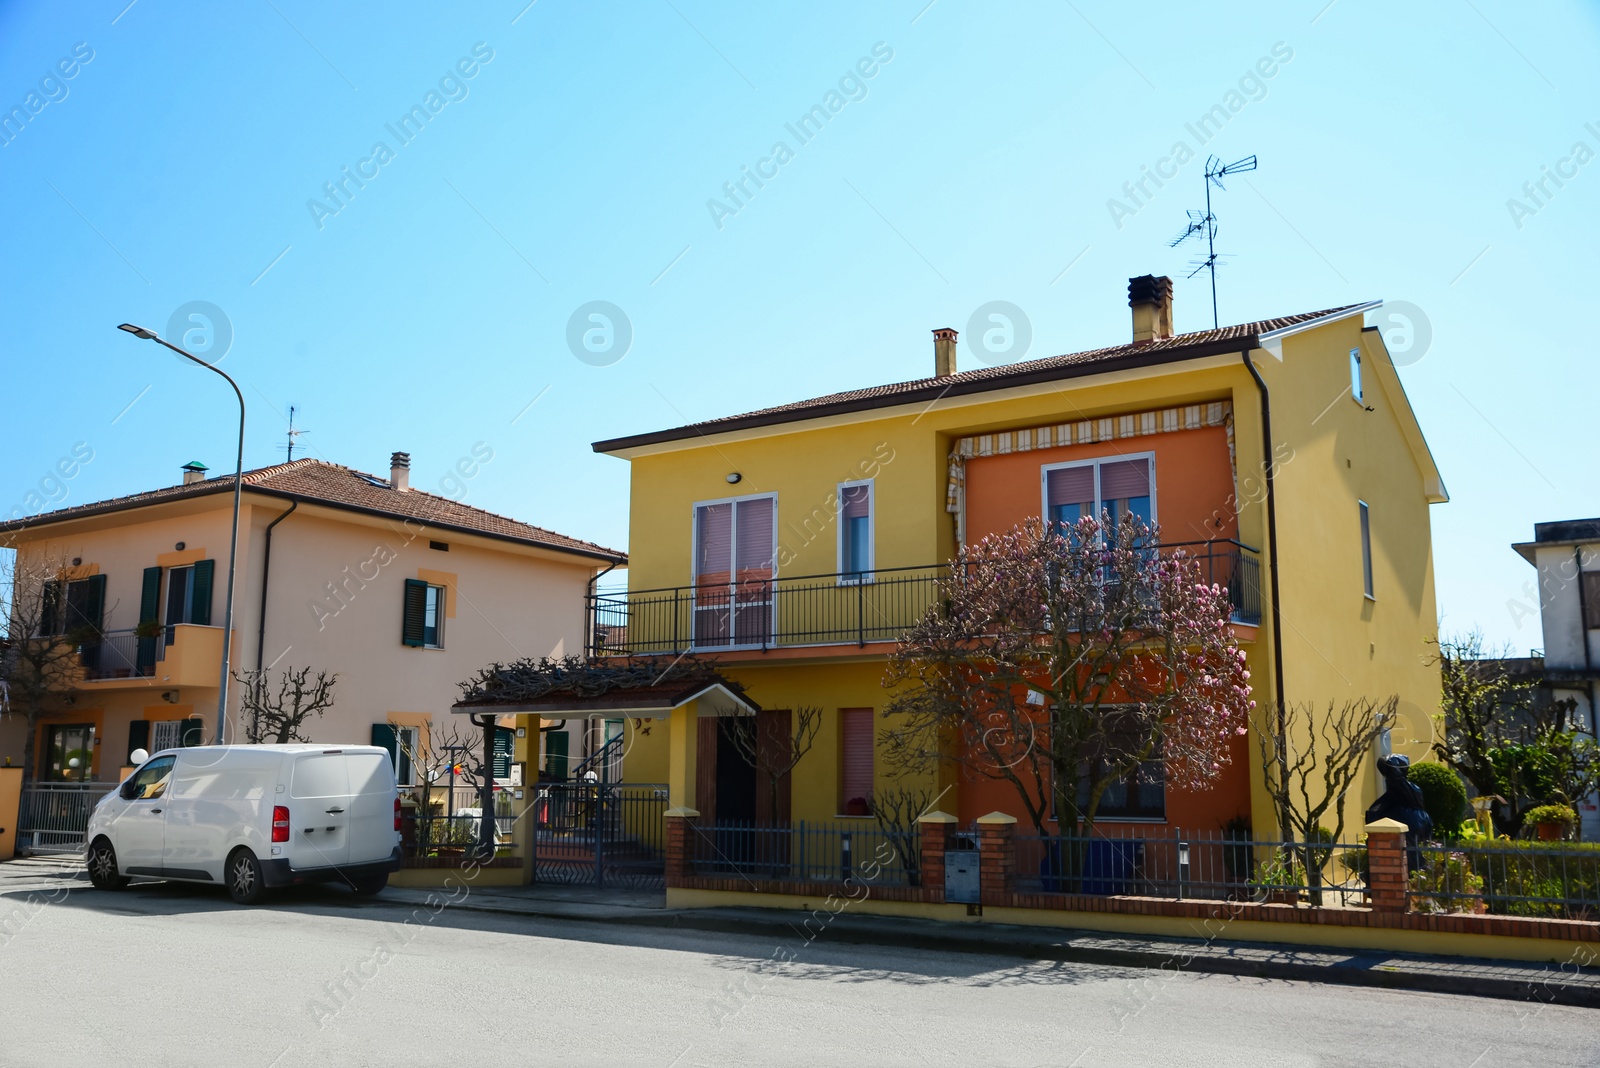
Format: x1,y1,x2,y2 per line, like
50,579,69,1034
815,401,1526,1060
0,452,623,785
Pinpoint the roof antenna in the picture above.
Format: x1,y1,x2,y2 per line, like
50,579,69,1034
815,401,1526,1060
1169,153,1257,329
282,405,309,461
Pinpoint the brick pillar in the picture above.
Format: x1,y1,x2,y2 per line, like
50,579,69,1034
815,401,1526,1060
1364,818,1409,913
976,811,1017,906
665,807,699,887
918,811,957,901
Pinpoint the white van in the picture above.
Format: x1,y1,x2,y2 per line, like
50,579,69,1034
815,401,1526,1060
86,744,402,904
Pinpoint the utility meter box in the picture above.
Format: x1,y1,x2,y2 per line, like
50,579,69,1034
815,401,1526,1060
944,833,980,904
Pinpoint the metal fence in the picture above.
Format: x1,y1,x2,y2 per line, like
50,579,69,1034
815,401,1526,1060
79,629,156,681
1014,829,1367,904
1415,842,1600,919
533,782,669,890
17,783,118,854
689,821,922,886
401,793,518,867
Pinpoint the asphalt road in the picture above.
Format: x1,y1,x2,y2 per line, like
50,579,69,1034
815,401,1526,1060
1,880,1596,1068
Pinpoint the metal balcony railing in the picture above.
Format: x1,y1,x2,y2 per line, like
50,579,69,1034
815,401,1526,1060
77,629,157,681
588,540,1262,656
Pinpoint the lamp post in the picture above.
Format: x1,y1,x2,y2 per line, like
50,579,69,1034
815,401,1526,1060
117,323,245,746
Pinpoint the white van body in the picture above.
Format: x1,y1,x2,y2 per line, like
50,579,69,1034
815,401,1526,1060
87,744,400,898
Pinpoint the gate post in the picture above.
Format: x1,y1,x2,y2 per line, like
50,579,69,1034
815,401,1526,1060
976,811,1017,906
918,811,957,901
1364,818,1409,913
665,807,698,887
0,767,22,861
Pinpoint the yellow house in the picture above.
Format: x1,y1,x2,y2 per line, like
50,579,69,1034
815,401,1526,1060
0,451,623,788
591,275,1446,838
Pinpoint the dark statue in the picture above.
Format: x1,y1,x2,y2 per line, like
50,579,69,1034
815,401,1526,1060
1365,754,1433,865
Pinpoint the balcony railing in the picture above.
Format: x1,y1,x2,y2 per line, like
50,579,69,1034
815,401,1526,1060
589,540,1262,656
77,629,157,681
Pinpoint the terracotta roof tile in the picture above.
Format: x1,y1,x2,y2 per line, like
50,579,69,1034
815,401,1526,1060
0,458,624,562
593,305,1364,452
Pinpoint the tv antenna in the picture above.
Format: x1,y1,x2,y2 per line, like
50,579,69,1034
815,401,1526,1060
1169,153,1257,328
282,405,309,461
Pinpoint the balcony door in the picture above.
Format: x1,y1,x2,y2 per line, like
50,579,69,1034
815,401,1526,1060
692,495,775,648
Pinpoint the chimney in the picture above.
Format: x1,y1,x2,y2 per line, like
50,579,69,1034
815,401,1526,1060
932,327,959,377
180,461,208,486
390,451,411,492
1128,275,1174,343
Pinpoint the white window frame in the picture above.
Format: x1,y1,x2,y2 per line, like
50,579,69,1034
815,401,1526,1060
1359,500,1375,600
1038,451,1159,531
1350,348,1363,405
393,725,420,786
422,584,445,649
836,479,875,585
165,564,196,627
689,491,779,650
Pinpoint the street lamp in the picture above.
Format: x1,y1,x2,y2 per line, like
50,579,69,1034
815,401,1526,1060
117,323,245,746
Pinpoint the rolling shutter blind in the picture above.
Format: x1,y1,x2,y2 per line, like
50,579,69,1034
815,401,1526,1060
840,708,874,810
696,503,732,580
734,497,774,577
1100,458,1150,501
1046,466,1095,510
401,579,429,646
189,560,214,626
841,485,870,519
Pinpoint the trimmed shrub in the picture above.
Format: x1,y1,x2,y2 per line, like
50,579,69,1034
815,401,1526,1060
1407,761,1468,839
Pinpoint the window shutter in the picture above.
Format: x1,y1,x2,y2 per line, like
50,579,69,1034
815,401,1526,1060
1046,466,1095,511
401,579,429,646
734,497,775,576
492,726,515,780
839,708,874,810
180,719,205,747
695,503,733,579
40,580,62,635
1099,458,1150,501
139,567,162,623
127,720,150,764
1583,572,1600,630
545,730,569,781
371,722,399,774
841,485,870,519
189,559,214,626
83,574,107,633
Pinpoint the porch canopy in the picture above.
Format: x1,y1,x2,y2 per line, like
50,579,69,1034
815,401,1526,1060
449,655,759,719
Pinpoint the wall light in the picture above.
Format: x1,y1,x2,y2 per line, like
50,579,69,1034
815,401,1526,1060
726,472,742,484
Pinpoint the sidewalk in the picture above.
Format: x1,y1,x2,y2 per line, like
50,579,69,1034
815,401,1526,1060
6,857,1597,1008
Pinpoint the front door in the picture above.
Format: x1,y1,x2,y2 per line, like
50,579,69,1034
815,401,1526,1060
111,755,175,874
43,723,95,782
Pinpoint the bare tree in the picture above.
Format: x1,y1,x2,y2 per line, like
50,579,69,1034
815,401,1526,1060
0,549,101,786
1257,696,1396,902
235,665,338,744
725,706,821,825
870,783,940,884
393,717,487,803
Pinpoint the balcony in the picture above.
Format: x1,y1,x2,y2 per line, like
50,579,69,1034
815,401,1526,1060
75,624,226,690
588,541,1261,657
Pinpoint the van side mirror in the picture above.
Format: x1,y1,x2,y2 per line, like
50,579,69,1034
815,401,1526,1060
119,779,139,801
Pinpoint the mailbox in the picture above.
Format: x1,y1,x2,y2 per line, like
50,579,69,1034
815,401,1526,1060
944,835,980,904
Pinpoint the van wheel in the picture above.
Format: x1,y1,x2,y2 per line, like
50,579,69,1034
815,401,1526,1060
87,839,129,891
226,848,268,905
349,873,388,896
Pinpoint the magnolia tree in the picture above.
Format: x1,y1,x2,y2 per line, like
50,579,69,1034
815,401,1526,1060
882,515,1252,839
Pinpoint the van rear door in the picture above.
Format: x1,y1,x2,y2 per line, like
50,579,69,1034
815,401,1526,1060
344,750,398,865
287,752,351,870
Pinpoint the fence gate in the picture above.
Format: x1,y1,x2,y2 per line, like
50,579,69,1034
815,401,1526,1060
533,782,668,890
17,784,116,854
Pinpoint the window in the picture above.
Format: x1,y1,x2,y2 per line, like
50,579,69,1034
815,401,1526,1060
1042,455,1155,542
402,579,446,648
692,494,776,647
44,723,95,782
166,566,195,625
1079,757,1167,821
1350,348,1363,404
149,718,202,753
372,723,419,785
838,481,873,581
40,575,106,636
839,708,874,814
122,755,175,800
158,560,214,632
1359,500,1374,599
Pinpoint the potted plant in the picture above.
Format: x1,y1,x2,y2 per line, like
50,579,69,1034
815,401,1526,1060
844,796,871,817
1249,853,1304,905
1523,803,1577,842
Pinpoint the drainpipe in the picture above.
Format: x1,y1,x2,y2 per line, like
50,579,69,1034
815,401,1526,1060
1242,349,1288,832
251,499,297,742
585,559,620,658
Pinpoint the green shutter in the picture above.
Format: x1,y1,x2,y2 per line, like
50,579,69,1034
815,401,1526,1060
83,574,107,634
492,726,515,780
371,723,409,783
127,720,150,764
189,559,214,626
545,730,568,781
401,579,428,647
139,567,162,624
41,580,62,635
180,719,205,746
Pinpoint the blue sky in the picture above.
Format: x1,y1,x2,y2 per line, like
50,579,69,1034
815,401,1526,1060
2,0,1596,653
